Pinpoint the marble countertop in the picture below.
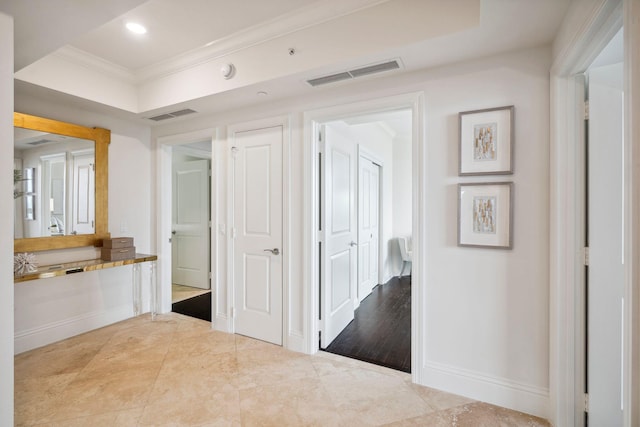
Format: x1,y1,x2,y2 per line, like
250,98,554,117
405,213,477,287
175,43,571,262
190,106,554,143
14,254,157,283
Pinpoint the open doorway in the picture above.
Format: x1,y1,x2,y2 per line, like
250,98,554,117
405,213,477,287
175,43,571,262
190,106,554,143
170,141,212,322
581,27,624,426
316,109,413,372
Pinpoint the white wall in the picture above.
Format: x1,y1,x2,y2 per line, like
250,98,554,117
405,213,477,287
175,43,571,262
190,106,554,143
0,11,14,427
421,50,550,416
153,45,551,417
392,133,412,274
13,94,153,353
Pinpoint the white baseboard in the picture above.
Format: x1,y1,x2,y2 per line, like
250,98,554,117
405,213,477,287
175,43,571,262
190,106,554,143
421,361,549,419
14,305,133,354
286,330,306,353
214,313,231,333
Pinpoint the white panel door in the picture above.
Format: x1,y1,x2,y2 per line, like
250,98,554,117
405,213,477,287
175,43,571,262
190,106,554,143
71,152,94,235
358,156,380,301
587,63,624,426
321,126,357,348
172,159,210,289
233,125,283,345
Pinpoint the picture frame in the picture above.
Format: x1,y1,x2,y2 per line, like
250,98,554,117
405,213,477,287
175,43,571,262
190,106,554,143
459,105,514,175
458,182,513,249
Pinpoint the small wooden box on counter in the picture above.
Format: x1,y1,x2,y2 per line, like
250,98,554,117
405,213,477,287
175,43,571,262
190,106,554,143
101,246,136,261
101,237,135,261
103,237,134,249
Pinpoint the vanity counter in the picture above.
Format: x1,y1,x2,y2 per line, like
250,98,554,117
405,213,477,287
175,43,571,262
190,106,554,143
14,254,157,283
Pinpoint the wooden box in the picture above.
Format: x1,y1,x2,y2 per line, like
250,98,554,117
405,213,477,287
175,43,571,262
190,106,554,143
101,246,136,261
103,237,134,249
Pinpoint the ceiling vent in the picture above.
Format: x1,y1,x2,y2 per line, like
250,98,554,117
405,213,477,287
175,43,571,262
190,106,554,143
307,60,401,87
148,108,197,122
27,139,52,146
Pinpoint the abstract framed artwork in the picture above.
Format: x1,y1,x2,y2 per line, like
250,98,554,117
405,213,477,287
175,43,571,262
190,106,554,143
458,182,513,249
459,105,514,175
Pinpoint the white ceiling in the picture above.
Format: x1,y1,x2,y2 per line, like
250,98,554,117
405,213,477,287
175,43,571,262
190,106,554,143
2,0,572,124
69,0,323,71
0,0,148,70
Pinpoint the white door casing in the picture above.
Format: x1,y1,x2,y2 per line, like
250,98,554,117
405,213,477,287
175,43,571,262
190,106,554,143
320,125,358,348
304,93,424,388
71,151,94,235
232,125,283,346
587,62,624,426
172,159,210,290
358,154,380,301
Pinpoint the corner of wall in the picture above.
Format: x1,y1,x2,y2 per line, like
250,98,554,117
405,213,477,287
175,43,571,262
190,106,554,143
0,11,14,427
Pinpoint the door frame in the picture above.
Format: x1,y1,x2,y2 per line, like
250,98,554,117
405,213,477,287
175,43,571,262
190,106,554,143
171,156,211,290
156,128,218,316
303,92,425,383
549,1,640,425
358,145,384,292
226,115,291,346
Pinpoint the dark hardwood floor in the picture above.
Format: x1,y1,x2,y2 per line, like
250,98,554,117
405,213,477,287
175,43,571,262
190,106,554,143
324,275,411,373
172,291,212,322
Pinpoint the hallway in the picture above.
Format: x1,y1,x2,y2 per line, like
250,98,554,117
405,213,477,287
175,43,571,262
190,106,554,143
14,313,549,426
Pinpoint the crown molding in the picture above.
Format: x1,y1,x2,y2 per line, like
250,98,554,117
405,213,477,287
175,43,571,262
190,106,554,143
53,46,136,84
135,0,389,83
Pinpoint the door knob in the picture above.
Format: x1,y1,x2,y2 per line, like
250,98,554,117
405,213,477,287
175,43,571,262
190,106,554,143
172,230,176,235
264,248,280,255
349,241,357,247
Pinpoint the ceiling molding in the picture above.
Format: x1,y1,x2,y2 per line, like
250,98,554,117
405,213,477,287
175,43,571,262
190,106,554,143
135,0,389,82
54,46,136,84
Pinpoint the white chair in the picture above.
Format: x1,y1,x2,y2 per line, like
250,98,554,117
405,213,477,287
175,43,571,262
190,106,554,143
398,237,412,277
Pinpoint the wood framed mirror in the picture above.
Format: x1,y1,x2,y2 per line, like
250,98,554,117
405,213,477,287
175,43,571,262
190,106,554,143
14,112,110,252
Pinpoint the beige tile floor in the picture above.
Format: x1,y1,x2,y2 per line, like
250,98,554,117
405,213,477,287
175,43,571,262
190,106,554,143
15,313,550,426
172,284,211,303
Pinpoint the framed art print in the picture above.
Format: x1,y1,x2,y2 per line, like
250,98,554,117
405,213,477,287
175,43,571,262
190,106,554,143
458,182,513,249
459,105,514,175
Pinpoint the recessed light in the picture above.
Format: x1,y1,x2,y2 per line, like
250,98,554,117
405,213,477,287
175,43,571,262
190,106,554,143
126,22,147,34
257,91,268,96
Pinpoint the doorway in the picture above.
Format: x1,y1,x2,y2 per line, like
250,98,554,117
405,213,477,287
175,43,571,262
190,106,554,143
316,109,413,372
583,28,624,426
169,141,212,321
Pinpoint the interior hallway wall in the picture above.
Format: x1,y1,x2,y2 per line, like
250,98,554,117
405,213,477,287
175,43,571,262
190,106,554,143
12,93,153,353
153,45,551,417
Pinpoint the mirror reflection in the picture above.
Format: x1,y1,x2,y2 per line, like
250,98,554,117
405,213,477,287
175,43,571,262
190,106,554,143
14,127,95,239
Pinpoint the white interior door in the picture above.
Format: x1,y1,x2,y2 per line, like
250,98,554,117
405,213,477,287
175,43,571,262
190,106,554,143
358,155,380,301
172,159,210,289
320,125,357,348
71,152,94,235
232,125,283,345
587,62,624,426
